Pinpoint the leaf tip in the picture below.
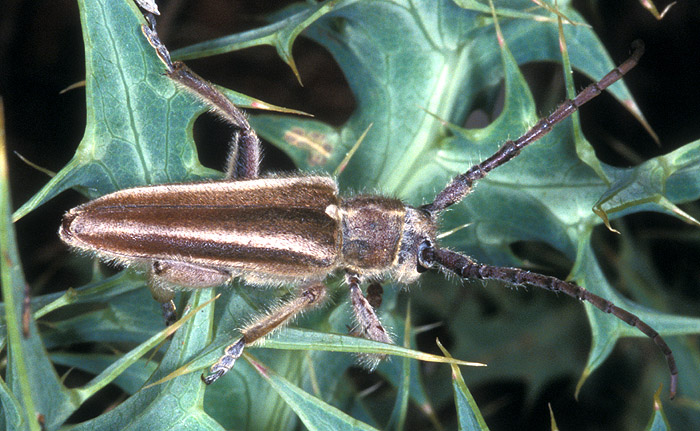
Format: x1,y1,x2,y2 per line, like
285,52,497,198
592,206,620,234
574,367,591,401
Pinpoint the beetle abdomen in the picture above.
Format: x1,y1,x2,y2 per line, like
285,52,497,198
60,176,342,281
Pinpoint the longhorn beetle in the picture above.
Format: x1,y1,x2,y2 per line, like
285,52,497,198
58,13,678,397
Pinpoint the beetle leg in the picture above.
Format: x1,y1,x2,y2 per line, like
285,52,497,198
142,13,261,179
148,260,232,325
203,282,327,384
346,273,392,369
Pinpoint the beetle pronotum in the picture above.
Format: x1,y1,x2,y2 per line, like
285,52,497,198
58,12,678,397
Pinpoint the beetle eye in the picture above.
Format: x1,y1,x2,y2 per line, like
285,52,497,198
416,239,434,272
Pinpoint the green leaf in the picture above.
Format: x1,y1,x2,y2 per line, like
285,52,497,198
437,340,490,431
1,104,39,431
10,0,700,429
571,237,700,396
1,101,77,430
594,141,700,228
13,0,218,222
49,353,158,395
171,0,348,84
66,289,223,431
247,354,381,431
643,389,671,431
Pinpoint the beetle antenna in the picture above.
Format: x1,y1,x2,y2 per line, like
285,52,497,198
423,40,644,214
418,241,678,399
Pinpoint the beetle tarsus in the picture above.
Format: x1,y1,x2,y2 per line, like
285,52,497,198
161,301,177,327
203,338,245,384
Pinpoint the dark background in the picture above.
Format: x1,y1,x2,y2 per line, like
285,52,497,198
1,0,698,430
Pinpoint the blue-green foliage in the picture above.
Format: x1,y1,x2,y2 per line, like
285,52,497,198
3,0,700,430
